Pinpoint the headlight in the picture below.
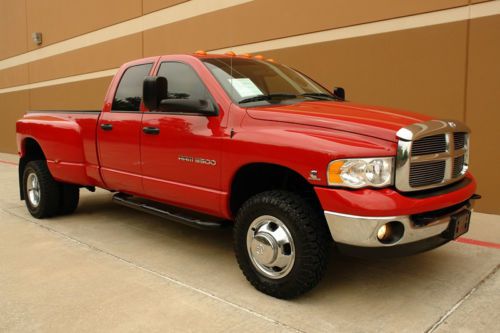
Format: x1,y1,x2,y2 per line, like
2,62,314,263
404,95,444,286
327,157,394,188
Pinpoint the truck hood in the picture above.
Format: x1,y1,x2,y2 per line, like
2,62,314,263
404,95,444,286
246,101,432,142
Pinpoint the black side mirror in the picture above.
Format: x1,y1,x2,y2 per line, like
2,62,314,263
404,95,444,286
143,76,168,111
160,98,216,115
333,87,345,101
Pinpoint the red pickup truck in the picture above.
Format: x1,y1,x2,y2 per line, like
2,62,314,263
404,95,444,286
16,53,478,298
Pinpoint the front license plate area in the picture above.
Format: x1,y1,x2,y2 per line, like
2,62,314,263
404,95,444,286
444,210,471,240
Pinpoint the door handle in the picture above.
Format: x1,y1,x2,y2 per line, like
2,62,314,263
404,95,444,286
100,123,113,131
143,126,160,135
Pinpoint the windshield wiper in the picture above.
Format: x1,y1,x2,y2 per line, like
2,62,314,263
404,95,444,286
238,93,297,104
299,93,339,100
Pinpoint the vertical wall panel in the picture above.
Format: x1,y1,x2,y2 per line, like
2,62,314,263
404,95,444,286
25,0,142,50
28,34,142,83
264,22,468,121
143,0,468,57
465,15,500,214
0,65,29,89
0,91,29,153
29,77,113,111
143,0,188,14
0,0,28,60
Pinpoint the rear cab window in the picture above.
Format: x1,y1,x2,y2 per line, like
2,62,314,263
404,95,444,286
112,63,153,111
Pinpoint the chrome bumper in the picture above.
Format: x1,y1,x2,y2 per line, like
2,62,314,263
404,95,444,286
324,202,472,248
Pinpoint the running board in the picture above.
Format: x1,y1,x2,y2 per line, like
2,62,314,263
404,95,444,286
112,193,228,230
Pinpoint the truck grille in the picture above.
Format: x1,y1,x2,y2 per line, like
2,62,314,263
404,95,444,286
395,120,469,192
409,160,446,187
452,155,465,178
454,132,466,150
412,134,446,156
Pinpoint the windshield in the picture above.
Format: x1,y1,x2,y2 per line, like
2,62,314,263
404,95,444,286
202,58,335,105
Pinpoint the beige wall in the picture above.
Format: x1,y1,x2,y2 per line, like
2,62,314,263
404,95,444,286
0,0,499,213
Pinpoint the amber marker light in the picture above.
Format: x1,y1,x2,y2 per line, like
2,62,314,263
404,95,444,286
254,55,265,59
225,51,236,56
240,53,252,58
194,50,207,55
327,160,344,184
267,59,275,62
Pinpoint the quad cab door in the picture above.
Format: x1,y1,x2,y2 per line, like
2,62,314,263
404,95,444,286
141,61,223,216
97,62,154,194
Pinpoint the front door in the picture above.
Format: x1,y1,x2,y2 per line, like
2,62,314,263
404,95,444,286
141,61,223,216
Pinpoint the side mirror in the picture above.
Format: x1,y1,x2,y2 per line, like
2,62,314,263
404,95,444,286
143,76,168,111
160,98,216,115
333,87,345,101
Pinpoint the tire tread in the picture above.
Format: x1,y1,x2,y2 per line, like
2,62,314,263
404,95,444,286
233,190,330,299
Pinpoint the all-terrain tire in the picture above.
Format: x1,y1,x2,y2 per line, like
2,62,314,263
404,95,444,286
233,190,330,299
23,160,61,219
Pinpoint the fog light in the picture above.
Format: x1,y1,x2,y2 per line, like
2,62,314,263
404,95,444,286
377,224,391,241
376,221,404,244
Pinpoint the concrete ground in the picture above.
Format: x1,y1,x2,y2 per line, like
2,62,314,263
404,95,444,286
0,152,499,333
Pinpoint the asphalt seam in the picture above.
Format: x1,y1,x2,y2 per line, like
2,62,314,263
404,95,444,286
1,207,304,333
425,263,500,333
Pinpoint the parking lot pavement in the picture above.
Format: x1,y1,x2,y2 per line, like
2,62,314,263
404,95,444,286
1,152,499,332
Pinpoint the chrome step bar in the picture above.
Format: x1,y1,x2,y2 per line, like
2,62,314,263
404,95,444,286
112,193,228,230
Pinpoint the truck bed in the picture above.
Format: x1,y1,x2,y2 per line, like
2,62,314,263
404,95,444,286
16,110,103,187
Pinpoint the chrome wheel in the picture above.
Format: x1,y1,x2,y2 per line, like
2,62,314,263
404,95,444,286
27,173,41,207
246,215,295,279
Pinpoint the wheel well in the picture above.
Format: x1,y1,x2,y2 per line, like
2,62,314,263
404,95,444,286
229,163,322,217
19,138,46,200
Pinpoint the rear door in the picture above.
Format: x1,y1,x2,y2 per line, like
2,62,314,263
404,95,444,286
97,62,153,194
140,61,223,216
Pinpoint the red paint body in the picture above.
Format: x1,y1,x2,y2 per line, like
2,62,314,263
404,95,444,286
16,54,476,220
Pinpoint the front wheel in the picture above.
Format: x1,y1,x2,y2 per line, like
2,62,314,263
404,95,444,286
233,190,330,299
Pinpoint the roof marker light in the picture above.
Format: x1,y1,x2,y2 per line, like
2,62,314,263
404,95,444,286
254,55,264,60
241,53,252,58
194,50,207,55
225,51,236,56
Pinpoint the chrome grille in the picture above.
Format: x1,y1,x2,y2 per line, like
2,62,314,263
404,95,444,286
395,120,469,192
409,160,446,187
412,134,446,156
454,132,466,150
452,155,465,178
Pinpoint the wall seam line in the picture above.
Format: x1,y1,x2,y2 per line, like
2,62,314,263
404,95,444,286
463,5,472,124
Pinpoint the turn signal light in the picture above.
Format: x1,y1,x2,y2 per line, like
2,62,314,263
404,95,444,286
327,160,344,184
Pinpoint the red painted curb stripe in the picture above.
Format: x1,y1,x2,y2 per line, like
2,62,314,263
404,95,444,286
0,159,18,166
455,237,500,249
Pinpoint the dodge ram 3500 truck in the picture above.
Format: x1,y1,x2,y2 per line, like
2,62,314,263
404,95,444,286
16,53,479,298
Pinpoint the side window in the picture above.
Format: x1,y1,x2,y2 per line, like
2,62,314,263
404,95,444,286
157,62,210,101
112,63,153,111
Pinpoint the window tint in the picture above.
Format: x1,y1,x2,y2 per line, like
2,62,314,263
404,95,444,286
112,63,153,111
157,62,210,101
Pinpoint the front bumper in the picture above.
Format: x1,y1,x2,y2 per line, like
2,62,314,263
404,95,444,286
316,175,478,257
324,200,473,257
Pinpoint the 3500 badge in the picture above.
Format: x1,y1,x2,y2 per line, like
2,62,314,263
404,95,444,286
178,155,217,166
